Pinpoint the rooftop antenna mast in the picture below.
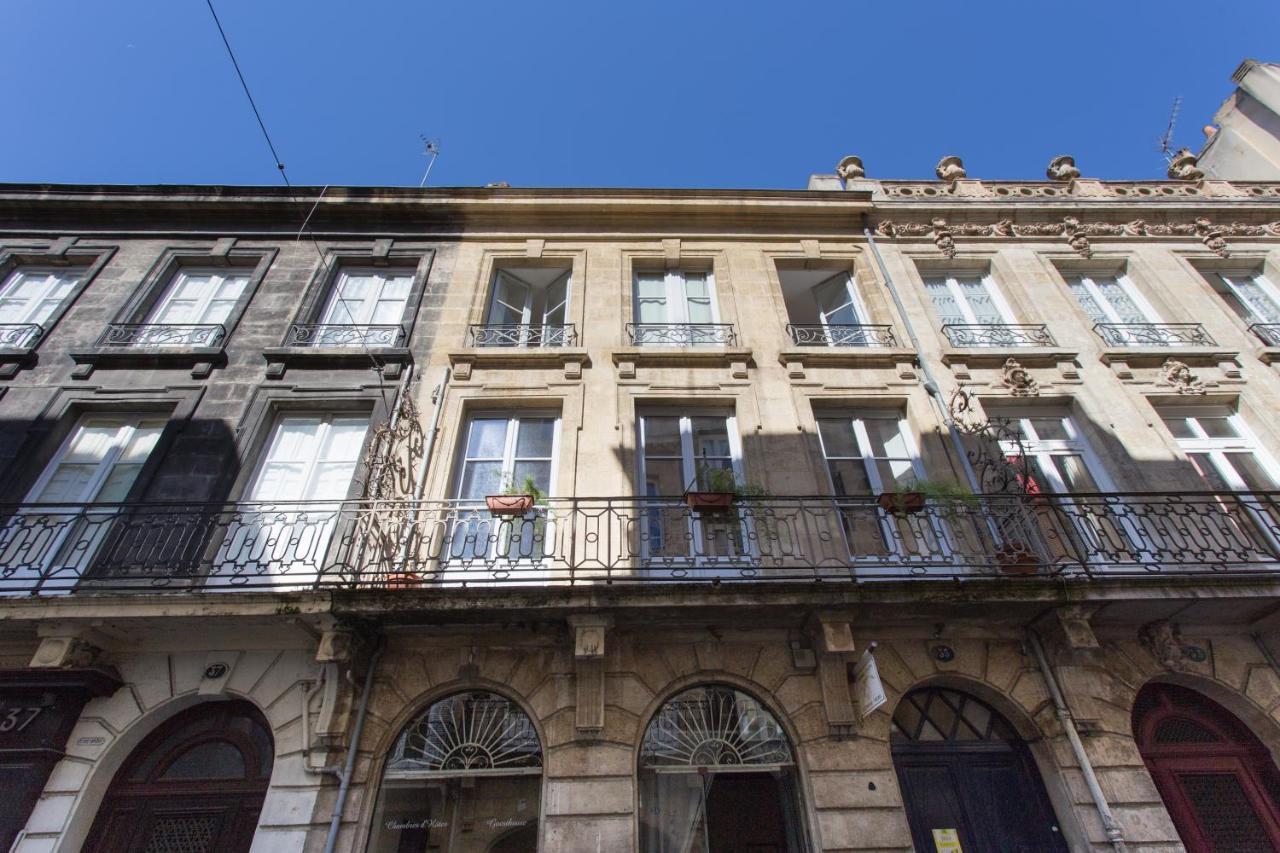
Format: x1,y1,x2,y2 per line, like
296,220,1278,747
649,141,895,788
418,136,441,187
1158,95,1183,163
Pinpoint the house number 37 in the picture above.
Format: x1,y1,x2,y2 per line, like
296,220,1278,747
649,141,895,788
0,707,42,732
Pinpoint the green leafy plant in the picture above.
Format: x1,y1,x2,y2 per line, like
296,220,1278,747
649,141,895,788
691,464,769,499
879,480,977,518
500,474,546,505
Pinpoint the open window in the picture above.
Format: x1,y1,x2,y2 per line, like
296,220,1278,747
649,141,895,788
473,265,573,347
778,267,891,347
631,269,732,346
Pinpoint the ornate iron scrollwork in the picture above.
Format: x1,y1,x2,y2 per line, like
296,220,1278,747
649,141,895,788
98,324,226,348
467,324,576,347
0,324,43,350
640,686,792,768
947,386,1033,495
1248,323,1280,347
786,324,897,347
387,691,542,774
941,324,1056,348
285,324,405,348
627,323,737,346
1092,323,1215,347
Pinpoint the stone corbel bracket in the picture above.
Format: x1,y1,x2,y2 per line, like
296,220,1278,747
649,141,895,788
806,611,858,730
312,622,374,749
568,614,613,734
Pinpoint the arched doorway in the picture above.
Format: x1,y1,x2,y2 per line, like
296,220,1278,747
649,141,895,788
1134,682,1280,852
365,690,543,853
638,685,809,852
85,700,273,853
890,686,1066,852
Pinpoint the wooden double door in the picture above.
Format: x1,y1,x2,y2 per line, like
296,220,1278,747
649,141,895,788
84,701,273,853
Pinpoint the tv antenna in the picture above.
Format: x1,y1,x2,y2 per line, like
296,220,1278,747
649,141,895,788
1158,96,1183,163
418,136,441,187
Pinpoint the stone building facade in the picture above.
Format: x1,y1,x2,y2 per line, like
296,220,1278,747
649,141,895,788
0,162,1279,852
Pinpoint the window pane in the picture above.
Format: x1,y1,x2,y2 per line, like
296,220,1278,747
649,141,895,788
875,459,917,490
466,419,509,459
826,458,871,495
35,464,98,502
512,460,552,493
925,281,963,325
1187,453,1230,489
1027,417,1070,441
642,458,685,496
956,277,1003,324
1162,416,1195,439
1224,453,1277,490
366,775,540,853
642,417,681,457
818,419,860,459
690,417,731,460
1067,280,1108,325
459,461,504,499
863,418,908,459
1198,417,1240,439
515,419,554,459
1053,454,1099,491
1094,276,1150,323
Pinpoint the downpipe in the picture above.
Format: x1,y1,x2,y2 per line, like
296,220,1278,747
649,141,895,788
302,638,385,853
1028,631,1127,852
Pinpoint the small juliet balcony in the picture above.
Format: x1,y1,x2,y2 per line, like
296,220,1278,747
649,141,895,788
1093,322,1216,348
0,324,44,353
1249,323,1280,348
98,323,227,348
467,323,576,348
627,323,738,347
941,324,1056,348
283,323,407,348
786,324,897,347
1,491,1277,594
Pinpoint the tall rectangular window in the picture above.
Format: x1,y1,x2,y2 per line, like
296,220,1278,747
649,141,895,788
127,268,249,347
924,274,1014,326
1066,274,1159,327
480,267,572,346
0,267,82,346
632,270,723,345
1213,271,1280,325
999,415,1113,493
319,269,412,330
1161,409,1279,490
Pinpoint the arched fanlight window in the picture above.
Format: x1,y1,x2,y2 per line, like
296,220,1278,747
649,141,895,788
367,691,542,853
638,685,808,852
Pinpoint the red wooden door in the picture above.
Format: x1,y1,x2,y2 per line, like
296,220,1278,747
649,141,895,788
1134,683,1280,853
84,700,273,853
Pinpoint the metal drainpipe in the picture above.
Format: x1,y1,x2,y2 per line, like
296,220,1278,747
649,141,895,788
1028,631,1127,852
320,639,385,853
412,367,451,502
861,218,982,494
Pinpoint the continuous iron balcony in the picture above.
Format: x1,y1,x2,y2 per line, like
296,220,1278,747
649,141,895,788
284,324,407,348
786,324,897,347
98,323,227,348
627,323,738,346
1092,322,1216,347
941,324,1056,347
0,492,1276,593
0,324,43,351
1249,323,1280,347
467,324,577,347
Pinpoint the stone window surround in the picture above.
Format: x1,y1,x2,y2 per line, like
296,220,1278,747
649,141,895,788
620,248,736,337
224,383,393,502
0,241,117,369
907,252,1037,328
768,251,896,331
70,243,276,379
619,390,762,495
466,248,586,344
0,384,204,503
1045,253,1184,330
1180,251,1280,345
286,244,435,339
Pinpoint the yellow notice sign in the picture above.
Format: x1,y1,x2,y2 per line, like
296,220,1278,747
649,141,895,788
932,828,963,852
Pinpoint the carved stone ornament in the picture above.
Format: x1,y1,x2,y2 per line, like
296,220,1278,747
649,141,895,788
1194,216,1230,258
1047,155,1080,182
870,217,1279,250
930,217,956,258
935,155,967,182
1167,149,1205,182
1063,216,1093,259
1156,359,1206,395
999,358,1040,397
1139,620,1188,671
835,155,865,180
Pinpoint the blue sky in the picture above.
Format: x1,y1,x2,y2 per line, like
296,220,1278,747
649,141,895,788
3,1,1278,189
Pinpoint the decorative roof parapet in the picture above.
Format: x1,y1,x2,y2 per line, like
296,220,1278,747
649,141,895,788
877,180,1280,200
874,214,1280,258
935,156,967,182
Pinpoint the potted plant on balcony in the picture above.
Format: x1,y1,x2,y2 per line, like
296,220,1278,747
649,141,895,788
684,466,768,513
877,480,976,517
994,539,1039,575
486,475,545,517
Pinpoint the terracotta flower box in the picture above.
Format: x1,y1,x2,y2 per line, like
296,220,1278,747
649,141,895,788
684,491,735,512
995,543,1038,575
486,494,535,516
383,572,422,589
877,491,927,515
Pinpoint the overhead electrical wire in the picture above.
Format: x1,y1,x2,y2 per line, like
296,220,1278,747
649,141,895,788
202,0,393,416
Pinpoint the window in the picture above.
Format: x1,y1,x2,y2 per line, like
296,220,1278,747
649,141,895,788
1000,415,1113,493
779,268,888,347
308,268,413,347
478,266,572,347
1161,408,1279,491
448,415,559,566
925,273,1016,327
1211,271,1280,345
0,267,82,347
213,414,369,585
0,415,165,593
638,412,749,566
632,269,727,345
1065,273,1163,345
366,691,542,853
126,268,249,347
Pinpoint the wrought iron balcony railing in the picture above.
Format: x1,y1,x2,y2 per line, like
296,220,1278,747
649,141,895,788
786,324,897,347
467,324,577,347
627,323,738,347
1093,323,1216,347
941,324,1057,347
97,324,227,349
0,324,43,351
284,324,407,348
1249,323,1280,347
0,492,1276,594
